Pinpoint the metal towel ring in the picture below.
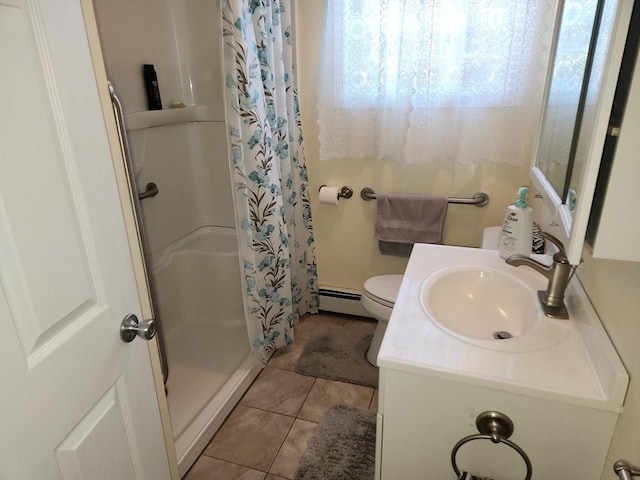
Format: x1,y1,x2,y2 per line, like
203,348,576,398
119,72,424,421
451,411,532,480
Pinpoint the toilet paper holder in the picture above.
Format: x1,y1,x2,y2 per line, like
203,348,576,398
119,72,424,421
319,185,353,199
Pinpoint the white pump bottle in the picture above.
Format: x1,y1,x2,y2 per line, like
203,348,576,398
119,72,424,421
498,186,533,259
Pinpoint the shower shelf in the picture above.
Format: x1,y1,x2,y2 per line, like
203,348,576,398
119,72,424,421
125,104,224,131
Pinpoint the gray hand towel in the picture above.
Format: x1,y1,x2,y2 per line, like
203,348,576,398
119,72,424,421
375,193,448,257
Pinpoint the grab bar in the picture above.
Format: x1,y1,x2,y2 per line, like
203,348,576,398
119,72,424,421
138,182,159,200
615,460,640,480
109,81,169,386
360,187,489,207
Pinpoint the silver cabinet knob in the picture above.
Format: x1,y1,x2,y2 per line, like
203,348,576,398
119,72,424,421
120,313,157,343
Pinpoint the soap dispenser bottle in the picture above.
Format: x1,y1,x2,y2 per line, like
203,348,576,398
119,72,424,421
498,186,533,259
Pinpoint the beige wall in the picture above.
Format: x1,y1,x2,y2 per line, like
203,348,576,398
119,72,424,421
577,254,640,479
295,0,530,291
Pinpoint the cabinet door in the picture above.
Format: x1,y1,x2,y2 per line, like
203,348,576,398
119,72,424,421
379,369,617,479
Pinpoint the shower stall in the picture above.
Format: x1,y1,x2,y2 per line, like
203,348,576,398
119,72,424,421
92,0,261,475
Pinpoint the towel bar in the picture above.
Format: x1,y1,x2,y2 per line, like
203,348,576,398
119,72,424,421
360,187,489,207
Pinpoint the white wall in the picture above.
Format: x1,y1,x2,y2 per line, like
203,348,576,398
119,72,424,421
577,254,640,479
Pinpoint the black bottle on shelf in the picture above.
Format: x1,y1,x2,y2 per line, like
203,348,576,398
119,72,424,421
143,64,162,110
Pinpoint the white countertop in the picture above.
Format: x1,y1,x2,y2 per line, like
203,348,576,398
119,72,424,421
378,243,629,412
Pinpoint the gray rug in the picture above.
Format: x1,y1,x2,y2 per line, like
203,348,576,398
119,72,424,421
295,321,379,388
294,405,376,480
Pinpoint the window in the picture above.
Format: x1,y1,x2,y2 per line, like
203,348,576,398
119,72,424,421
317,0,556,165
337,0,542,108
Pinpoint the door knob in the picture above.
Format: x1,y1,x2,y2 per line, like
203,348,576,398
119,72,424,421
120,313,157,342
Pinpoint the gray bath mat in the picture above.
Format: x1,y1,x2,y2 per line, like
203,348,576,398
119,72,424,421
295,321,379,388
294,405,376,480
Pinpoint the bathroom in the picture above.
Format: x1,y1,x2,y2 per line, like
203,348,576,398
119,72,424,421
94,1,640,478
0,0,637,479
102,0,636,477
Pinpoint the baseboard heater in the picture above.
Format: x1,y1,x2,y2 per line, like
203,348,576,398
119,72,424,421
318,286,370,317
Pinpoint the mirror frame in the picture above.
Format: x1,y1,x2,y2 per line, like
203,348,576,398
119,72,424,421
530,0,634,265
534,0,601,203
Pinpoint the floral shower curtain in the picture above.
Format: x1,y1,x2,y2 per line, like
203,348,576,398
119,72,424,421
221,0,318,363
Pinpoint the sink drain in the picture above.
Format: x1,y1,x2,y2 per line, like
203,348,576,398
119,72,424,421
493,331,513,340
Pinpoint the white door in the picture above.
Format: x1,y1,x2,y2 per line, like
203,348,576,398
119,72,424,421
0,1,172,478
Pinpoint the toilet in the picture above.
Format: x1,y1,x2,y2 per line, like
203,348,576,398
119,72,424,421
361,274,403,366
361,228,500,366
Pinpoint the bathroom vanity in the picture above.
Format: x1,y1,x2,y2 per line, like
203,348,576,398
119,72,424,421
375,244,628,480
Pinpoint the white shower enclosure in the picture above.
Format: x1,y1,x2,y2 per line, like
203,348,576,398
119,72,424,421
92,0,261,475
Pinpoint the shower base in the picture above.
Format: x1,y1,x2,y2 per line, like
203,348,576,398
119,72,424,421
151,227,262,476
167,319,260,476
166,318,248,440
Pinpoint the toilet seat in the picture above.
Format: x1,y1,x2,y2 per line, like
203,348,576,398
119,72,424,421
362,275,403,308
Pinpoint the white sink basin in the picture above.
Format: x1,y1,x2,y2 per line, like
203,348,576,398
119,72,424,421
378,243,629,414
420,267,541,342
411,252,572,353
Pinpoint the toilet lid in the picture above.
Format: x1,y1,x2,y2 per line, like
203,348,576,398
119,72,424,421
363,275,403,308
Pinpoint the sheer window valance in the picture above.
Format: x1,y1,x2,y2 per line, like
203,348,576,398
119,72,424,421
317,0,557,165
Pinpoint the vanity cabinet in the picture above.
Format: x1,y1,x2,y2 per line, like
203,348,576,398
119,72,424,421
375,244,627,480
376,367,618,480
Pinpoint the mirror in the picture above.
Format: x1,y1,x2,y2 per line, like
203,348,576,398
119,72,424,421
536,0,602,197
564,0,619,206
531,0,632,264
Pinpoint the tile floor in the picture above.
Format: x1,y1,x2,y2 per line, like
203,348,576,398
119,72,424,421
184,313,378,480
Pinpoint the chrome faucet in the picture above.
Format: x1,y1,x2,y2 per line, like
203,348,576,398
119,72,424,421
505,232,573,319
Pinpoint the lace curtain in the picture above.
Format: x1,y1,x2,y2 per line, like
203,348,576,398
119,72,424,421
318,0,556,165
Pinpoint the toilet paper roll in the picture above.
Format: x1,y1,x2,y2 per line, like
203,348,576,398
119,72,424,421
319,186,340,205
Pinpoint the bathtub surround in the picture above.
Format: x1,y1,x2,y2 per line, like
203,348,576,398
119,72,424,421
92,0,271,473
294,320,379,388
222,0,319,364
294,405,376,480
